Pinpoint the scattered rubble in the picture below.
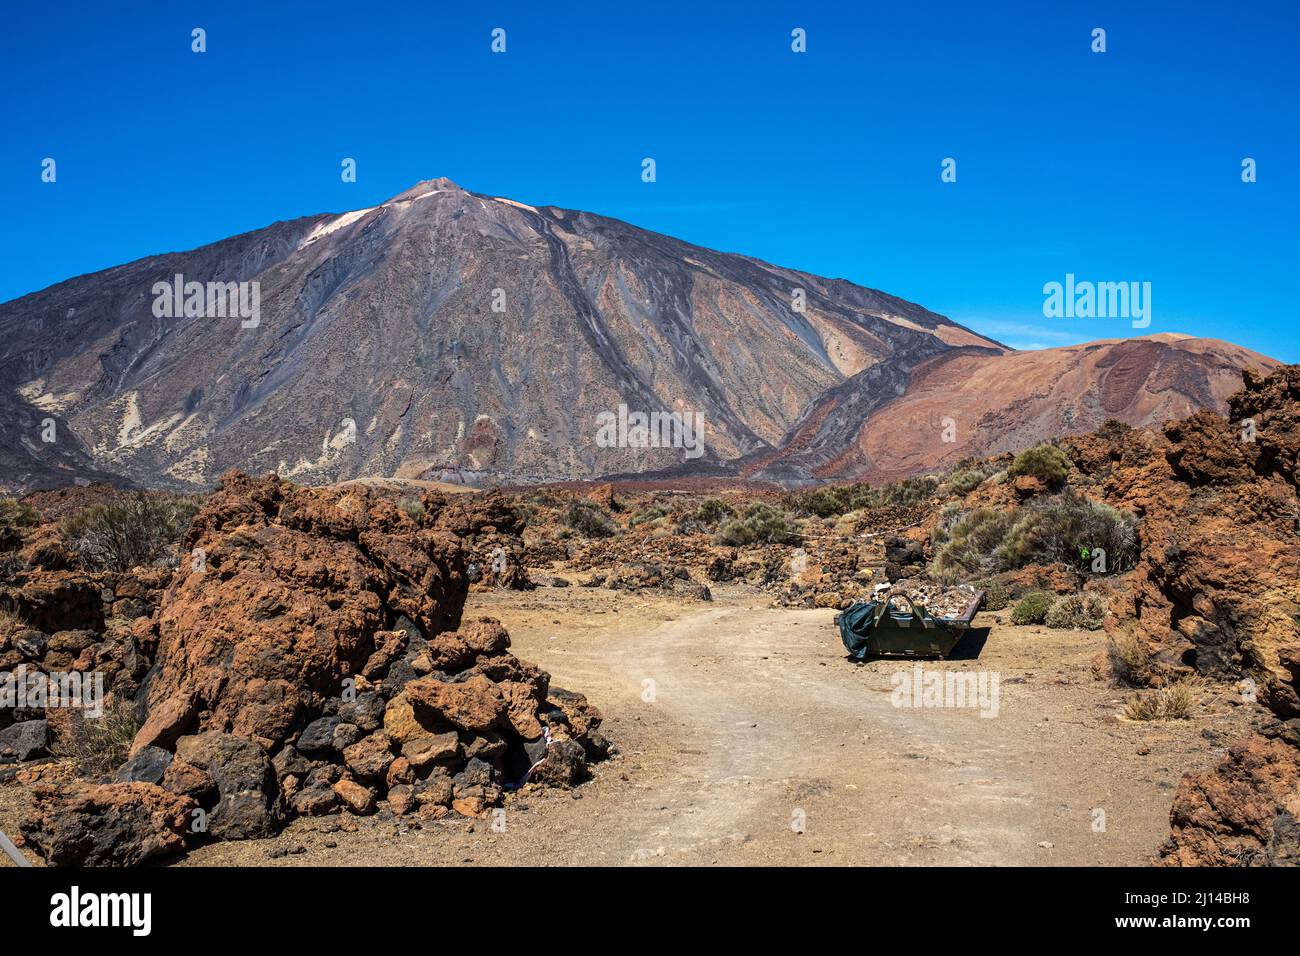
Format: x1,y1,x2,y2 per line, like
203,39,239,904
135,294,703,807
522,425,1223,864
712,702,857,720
873,580,983,619
5,472,610,867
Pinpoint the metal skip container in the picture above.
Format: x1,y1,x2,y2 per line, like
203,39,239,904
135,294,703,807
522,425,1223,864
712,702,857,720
835,590,986,660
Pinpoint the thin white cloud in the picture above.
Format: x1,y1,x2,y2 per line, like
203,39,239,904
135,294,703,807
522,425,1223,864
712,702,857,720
972,320,1080,345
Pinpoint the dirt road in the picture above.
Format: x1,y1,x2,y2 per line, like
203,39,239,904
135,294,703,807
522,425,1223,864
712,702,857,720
155,583,1250,866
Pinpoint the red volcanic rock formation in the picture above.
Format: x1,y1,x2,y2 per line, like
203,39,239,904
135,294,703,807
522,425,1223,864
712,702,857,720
19,472,608,866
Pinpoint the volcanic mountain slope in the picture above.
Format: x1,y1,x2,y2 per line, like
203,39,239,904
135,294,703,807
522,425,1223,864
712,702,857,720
0,178,1004,492
751,334,1278,483
0,178,1276,491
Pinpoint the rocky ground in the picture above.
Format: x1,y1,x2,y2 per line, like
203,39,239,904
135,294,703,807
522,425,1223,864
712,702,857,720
1,475,608,866
1,584,1260,866
1,366,1297,866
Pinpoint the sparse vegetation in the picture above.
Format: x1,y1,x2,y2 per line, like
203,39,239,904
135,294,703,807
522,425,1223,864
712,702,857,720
977,579,1010,611
940,467,988,497
0,498,40,528
1008,444,1071,487
930,502,969,547
59,492,200,572
629,504,668,528
524,489,564,508
0,606,29,638
397,497,425,522
1045,591,1108,630
1010,590,1054,625
930,507,1017,579
792,477,940,518
562,501,616,538
1004,492,1138,573
674,498,735,533
55,697,139,776
793,485,860,518
1106,629,1155,687
930,492,1138,579
715,502,803,546
1124,682,1195,721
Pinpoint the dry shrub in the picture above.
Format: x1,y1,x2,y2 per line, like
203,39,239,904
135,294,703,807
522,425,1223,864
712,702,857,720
55,697,139,777
1124,681,1196,721
628,505,668,528
59,491,199,572
793,477,939,518
674,498,735,534
397,497,425,522
931,492,1138,580
977,579,1010,611
1045,591,1108,630
0,606,28,641
1106,628,1155,687
715,502,802,546
562,501,616,538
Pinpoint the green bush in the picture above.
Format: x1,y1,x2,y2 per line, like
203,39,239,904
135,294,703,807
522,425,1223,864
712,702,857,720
59,492,199,572
0,498,39,528
1045,591,1108,630
674,498,735,533
397,497,425,522
793,477,939,518
715,502,803,546
977,579,1010,611
562,501,615,538
930,492,1138,579
930,507,1018,578
785,489,857,520
1010,591,1053,625
629,505,668,528
941,468,988,497
1008,444,1071,487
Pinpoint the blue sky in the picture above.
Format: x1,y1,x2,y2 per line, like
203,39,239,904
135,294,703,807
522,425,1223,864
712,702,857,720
2,0,1296,360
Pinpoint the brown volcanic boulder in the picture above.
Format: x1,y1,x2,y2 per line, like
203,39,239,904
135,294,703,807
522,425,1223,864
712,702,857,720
1160,635,1300,866
132,471,467,752
406,674,507,734
1231,365,1300,485
1163,410,1257,486
0,571,104,633
431,490,523,539
1161,736,1300,866
1093,366,1300,678
1260,644,1300,720
174,731,282,839
21,782,196,867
